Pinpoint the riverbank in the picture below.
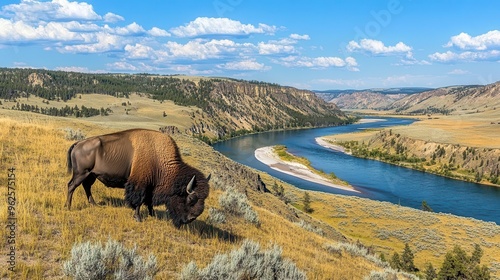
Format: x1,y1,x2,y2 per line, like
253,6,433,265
254,146,359,193
318,130,500,188
315,137,349,154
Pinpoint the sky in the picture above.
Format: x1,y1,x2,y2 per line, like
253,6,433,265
0,0,499,90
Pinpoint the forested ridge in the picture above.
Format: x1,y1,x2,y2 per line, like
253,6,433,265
0,68,352,141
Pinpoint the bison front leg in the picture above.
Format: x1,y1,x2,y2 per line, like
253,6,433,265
125,181,147,222
133,204,143,222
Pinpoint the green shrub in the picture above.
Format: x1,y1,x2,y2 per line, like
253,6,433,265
62,238,158,280
179,239,306,280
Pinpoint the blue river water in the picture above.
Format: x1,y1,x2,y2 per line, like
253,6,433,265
212,118,500,224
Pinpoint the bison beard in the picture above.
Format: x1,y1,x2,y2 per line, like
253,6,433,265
65,129,210,228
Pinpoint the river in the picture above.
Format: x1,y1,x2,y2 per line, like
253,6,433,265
212,118,500,224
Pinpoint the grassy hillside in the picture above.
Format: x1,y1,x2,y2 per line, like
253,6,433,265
327,128,500,186
1,110,499,279
0,68,351,142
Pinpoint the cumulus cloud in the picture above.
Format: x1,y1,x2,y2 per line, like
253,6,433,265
429,30,500,63
429,50,500,63
0,18,83,43
124,43,157,59
55,66,94,73
445,30,500,51
164,39,250,60
170,17,277,37
258,42,295,55
1,0,101,22
347,39,412,56
103,12,124,23
290,33,310,40
218,59,269,71
105,22,146,36
57,32,126,53
277,55,358,71
148,27,170,37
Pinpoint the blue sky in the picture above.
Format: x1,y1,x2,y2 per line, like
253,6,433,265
0,0,499,90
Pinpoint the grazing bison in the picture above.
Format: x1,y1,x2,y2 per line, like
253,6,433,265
65,128,210,227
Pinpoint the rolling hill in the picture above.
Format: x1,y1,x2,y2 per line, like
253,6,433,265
314,88,432,110
386,83,500,116
0,68,351,142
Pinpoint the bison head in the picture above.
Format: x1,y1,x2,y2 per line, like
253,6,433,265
167,174,210,228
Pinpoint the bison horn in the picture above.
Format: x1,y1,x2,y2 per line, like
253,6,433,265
186,175,196,194
206,173,212,182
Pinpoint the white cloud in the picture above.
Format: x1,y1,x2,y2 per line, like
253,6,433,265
2,0,101,23
124,43,157,59
277,55,359,71
429,50,500,63
170,17,277,37
347,39,412,56
57,32,126,53
107,61,159,72
164,39,253,60
448,69,469,75
445,30,500,51
103,12,124,23
218,59,269,71
148,27,170,37
0,18,83,43
55,66,94,73
105,22,146,36
258,42,295,55
290,33,310,40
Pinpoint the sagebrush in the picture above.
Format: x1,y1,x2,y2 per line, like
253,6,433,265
62,238,158,280
179,239,306,280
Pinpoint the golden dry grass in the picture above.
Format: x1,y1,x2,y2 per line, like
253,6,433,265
1,109,499,279
0,111,383,279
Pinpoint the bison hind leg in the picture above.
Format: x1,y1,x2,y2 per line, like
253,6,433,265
65,171,91,210
82,174,97,206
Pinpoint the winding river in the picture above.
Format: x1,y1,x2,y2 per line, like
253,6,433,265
212,118,500,224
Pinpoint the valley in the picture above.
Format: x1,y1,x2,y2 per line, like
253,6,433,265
0,69,499,279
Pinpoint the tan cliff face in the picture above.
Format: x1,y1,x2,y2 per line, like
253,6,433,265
187,80,347,140
1,69,348,141
388,82,500,115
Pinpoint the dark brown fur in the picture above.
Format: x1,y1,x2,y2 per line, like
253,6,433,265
65,128,210,227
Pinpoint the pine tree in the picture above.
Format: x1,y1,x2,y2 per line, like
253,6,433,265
424,262,437,280
438,245,490,280
390,252,402,271
401,243,417,272
303,192,313,213
422,200,433,212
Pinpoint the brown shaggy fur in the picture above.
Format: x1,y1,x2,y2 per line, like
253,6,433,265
66,129,210,227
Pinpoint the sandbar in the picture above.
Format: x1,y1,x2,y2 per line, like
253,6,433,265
254,146,359,193
315,137,352,155
356,118,387,124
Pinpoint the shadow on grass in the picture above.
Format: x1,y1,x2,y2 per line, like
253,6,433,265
98,197,239,243
186,220,239,243
100,196,127,207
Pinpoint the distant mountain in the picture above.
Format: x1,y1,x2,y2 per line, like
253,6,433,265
314,87,433,109
386,83,500,115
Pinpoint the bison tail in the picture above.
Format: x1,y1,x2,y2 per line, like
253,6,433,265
67,142,78,173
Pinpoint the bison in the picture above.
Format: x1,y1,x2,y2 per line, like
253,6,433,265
65,128,210,227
